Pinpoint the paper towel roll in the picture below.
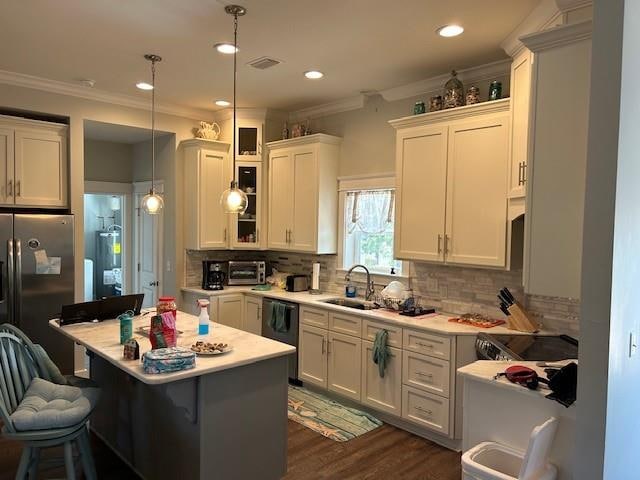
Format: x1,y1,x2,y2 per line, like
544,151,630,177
312,262,321,291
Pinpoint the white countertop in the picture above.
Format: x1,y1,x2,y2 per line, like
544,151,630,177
457,360,577,403
49,310,296,385
182,286,532,337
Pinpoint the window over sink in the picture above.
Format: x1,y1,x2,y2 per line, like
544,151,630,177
339,175,403,276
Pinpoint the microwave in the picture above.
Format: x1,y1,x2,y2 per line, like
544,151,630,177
228,261,266,285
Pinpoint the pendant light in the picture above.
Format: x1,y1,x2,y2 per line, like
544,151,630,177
141,54,164,215
220,5,249,215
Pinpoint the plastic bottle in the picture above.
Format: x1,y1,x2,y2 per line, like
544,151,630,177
197,299,210,335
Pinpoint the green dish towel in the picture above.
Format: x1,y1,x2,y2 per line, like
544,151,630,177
268,301,289,333
372,329,390,378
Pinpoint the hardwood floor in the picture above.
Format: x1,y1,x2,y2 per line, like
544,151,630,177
0,422,461,479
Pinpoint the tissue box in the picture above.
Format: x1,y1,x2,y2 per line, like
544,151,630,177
142,347,196,374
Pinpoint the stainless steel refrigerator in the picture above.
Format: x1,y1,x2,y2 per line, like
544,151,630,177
0,214,75,373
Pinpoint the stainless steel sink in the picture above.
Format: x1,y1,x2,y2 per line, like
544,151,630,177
321,298,380,310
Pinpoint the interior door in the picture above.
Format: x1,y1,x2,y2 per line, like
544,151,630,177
445,115,509,267
199,149,228,248
267,151,293,249
14,128,67,207
135,192,162,308
291,149,317,251
394,125,448,262
0,128,14,206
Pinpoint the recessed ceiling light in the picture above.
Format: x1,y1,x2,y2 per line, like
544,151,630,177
136,82,154,90
214,43,238,54
437,24,464,37
215,100,231,107
304,70,324,79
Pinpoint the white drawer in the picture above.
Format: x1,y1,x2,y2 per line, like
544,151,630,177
402,350,450,398
361,319,402,347
329,311,362,337
402,385,450,436
300,306,329,329
403,329,451,360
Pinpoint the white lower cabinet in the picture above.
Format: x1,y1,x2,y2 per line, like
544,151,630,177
299,324,328,388
361,341,402,416
327,332,361,401
243,294,263,335
217,294,243,330
402,350,450,398
402,385,450,436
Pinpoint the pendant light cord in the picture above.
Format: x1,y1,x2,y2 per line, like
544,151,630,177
151,59,156,192
231,12,238,186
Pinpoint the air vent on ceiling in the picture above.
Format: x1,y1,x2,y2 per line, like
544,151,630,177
247,56,282,70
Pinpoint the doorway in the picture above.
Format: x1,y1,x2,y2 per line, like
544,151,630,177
134,181,164,308
83,185,132,301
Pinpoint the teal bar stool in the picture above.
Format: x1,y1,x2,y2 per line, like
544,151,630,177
0,325,99,479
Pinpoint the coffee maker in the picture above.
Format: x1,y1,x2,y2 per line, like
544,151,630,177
202,261,227,290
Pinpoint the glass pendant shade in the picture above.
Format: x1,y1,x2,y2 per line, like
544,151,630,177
142,189,164,214
220,181,248,214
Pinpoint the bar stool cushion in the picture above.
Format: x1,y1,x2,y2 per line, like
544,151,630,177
9,378,99,431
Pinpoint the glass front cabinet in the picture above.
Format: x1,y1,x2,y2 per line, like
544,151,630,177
231,162,263,249
236,120,263,162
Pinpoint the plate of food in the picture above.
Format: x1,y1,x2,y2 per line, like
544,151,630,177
190,341,233,355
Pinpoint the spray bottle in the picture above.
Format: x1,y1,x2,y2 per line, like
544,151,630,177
197,299,210,335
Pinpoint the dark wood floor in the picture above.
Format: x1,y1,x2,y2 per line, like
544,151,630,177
0,421,461,479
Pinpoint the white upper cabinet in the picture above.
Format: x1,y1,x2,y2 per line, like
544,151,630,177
521,21,592,299
0,115,68,209
394,125,448,262
0,127,14,206
182,139,231,250
390,100,511,268
231,162,264,249
509,49,533,199
445,114,510,267
266,134,341,254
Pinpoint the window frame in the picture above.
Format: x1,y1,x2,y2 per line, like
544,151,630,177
337,173,408,281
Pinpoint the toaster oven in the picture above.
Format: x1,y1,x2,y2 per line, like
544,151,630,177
227,261,266,285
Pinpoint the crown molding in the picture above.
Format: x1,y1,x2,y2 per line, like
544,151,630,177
520,20,592,53
379,59,511,102
389,98,510,130
266,133,342,149
178,138,231,151
0,69,213,120
288,95,365,122
500,0,563,57
213,107,288,122
556,0,592,13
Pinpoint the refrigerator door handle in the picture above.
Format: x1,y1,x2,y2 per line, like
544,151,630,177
14,239,21,327
7,239,14,325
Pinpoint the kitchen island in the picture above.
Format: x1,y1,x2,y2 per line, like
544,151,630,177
50,311,295,480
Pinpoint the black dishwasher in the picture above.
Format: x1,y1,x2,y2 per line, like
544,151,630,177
262,298,299,381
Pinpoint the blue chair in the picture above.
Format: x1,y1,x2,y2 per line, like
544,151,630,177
0,325,99,479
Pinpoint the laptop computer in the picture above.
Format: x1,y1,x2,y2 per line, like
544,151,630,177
59,294,145,326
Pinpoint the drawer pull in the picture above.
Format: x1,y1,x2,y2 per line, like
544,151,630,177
416,341,434,349
416,371,434,379
415,406,433,416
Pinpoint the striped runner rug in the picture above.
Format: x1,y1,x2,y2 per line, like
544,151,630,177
288,385,383,442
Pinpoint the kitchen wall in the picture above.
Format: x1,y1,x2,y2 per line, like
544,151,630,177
184,250,580,337
84,139,134,183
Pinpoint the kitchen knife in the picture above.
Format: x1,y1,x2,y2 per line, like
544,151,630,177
498,292,512,306
502,288,516,304
499,303,511,316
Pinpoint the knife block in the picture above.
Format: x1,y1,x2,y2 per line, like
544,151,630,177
506,302,539,333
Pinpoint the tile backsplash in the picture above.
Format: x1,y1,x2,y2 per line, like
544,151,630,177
185,250,580,337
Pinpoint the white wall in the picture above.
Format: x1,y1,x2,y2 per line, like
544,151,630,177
306,76,509,177
84,139,134,183
0,83,199,302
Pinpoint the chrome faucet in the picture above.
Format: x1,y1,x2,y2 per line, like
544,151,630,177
345,264,375,300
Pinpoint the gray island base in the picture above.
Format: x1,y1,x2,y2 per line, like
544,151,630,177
50,312,294,480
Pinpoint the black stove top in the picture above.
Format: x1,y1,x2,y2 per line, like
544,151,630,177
475,333,579,361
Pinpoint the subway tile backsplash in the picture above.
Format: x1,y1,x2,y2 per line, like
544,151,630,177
185,250,580,337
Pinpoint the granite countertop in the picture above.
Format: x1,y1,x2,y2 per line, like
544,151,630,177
457,360,578,403
181,286,536,337
49,310,296,385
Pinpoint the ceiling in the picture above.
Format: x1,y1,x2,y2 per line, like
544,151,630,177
0,0,539,113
